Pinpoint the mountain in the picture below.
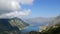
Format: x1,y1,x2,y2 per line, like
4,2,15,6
25,17,54,26
26,17,55,23
0,19,14,31
40,15,60,34
0,17,29,34
9,17,29,30
0,18,20,34
52,15,60,25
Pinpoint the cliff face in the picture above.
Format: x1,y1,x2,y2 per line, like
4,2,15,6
0,17,29,34
9,17,29,30
0,19,20,34
0,19,12,31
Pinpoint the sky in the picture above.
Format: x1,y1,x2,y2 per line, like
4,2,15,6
21,0,60,18
0,0,60,18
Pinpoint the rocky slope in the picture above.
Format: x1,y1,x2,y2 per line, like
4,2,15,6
41,15,60,34
0,17,29,34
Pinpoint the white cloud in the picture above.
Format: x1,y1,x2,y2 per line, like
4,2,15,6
0,0,21,10
19,0,34,5
0,0,34,18
0,0,21,14
0,9,31,18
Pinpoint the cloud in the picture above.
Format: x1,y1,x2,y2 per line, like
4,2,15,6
0,9,31,18
0,0,34,18
0,0,21,14
0,0,21,10
19,0,34,5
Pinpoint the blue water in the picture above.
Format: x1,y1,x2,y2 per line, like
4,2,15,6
21,26,39,33
21,22,47,33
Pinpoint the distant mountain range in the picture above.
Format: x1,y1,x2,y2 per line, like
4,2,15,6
24,17,55,26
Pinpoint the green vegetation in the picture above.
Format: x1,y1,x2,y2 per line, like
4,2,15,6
41,23,60,34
